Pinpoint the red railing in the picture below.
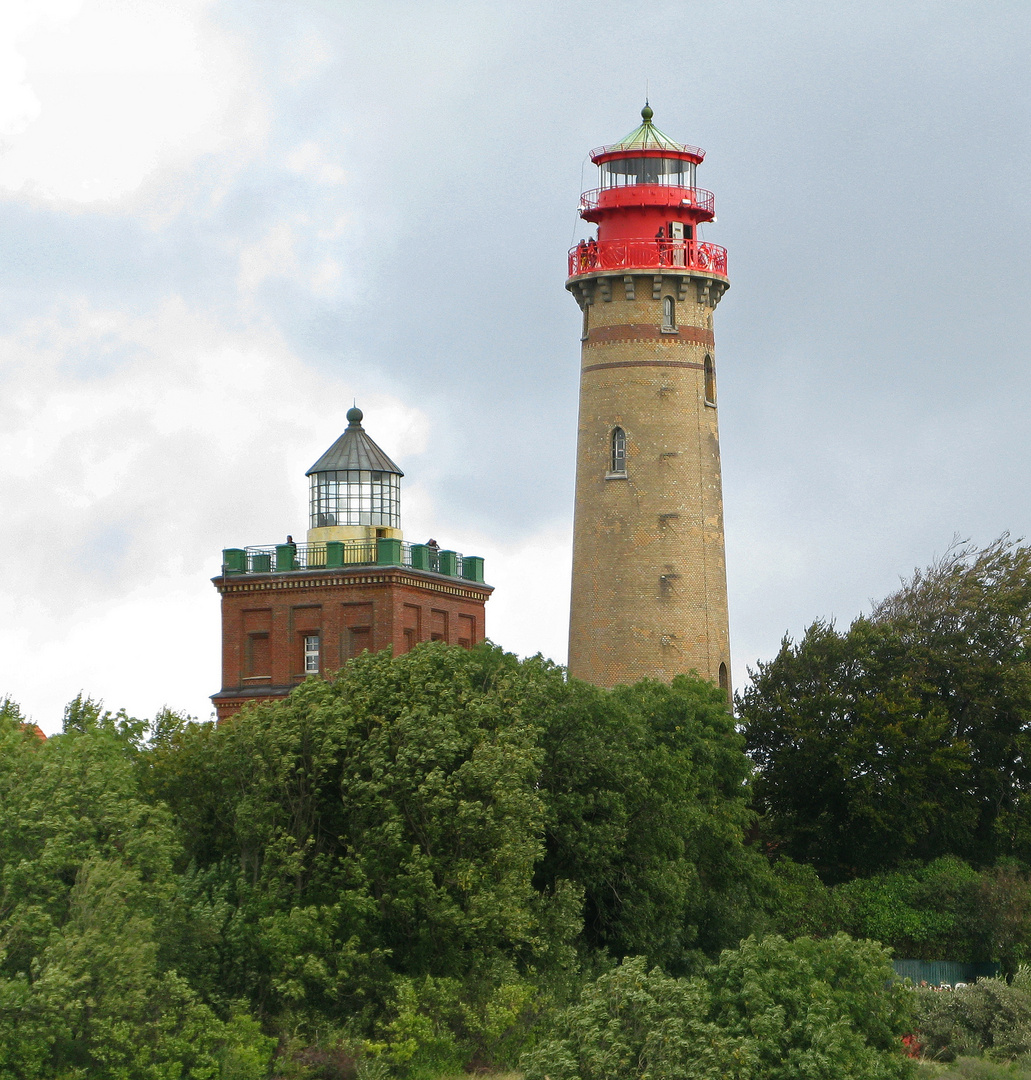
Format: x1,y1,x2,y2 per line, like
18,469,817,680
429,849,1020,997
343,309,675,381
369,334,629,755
578,185,715,216
568,239,728,278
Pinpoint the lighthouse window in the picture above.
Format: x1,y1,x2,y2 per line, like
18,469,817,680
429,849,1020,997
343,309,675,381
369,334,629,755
310,470,401,529
610,427,627,475
599,157,696,190
704,355,717,406
304,634,320,673
662,296,676,331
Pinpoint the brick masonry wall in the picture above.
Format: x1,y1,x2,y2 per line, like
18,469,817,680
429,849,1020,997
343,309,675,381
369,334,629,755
211,567,492,720
567,270,731,692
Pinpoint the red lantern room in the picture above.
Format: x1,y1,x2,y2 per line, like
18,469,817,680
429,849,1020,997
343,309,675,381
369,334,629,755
568,103,727,280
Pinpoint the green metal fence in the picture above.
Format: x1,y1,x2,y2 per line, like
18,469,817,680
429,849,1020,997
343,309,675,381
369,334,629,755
892,959,1000,986
221,539,485,583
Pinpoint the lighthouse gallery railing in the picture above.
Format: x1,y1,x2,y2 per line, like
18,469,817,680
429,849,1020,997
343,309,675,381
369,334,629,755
568,238,727,278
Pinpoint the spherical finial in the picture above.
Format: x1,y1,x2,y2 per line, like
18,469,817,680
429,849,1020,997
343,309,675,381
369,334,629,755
346,406,363,425
641,103,653,122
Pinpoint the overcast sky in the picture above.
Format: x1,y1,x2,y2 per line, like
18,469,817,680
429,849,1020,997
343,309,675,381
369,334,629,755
1,0,1029,731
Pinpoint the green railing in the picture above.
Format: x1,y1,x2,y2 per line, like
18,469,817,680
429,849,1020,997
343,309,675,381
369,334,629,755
221,538,485,584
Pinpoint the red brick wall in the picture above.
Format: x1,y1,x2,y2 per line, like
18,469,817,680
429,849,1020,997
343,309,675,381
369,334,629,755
212,567,492,721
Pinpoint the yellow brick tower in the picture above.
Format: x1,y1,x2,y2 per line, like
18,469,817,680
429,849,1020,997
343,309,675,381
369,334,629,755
566,106,731,695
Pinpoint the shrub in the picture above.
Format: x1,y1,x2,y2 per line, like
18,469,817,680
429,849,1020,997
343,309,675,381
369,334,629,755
523,935,914,1080
913,969,1031,1061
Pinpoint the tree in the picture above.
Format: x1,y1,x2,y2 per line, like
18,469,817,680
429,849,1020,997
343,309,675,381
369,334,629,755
145,643,763,1056
534,674,763,968
0,704,272,1079
146,643,581,1027
871,537,1031,863
741,538,1031,879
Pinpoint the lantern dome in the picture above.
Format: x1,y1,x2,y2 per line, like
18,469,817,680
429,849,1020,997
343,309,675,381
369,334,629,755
306,408,403,544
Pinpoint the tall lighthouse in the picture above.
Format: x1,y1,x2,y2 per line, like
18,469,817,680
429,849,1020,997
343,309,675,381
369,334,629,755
566,105,731,696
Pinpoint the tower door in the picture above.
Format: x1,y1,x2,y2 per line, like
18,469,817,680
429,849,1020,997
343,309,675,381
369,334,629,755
668,221,686,266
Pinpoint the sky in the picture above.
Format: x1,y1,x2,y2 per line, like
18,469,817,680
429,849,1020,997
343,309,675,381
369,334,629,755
1,0,1029,731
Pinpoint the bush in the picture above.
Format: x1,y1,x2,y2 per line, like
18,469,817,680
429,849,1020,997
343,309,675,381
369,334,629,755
523,935,914,1080
707,934,913,1080
521,956,749,1080
913,969,1031,1061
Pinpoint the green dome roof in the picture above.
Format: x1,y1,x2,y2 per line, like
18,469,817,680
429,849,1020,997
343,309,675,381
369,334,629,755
608,104,692,153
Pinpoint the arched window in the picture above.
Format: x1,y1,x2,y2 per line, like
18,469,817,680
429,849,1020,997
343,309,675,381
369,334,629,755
719,662,729,693
662,295,676,331
610,427,627,475
704,355,716,405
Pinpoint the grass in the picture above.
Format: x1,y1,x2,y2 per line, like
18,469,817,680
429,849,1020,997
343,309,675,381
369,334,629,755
916,1058,1031,1079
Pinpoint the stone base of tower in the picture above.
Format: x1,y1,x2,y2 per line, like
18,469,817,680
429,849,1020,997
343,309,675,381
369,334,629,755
211,565,492,721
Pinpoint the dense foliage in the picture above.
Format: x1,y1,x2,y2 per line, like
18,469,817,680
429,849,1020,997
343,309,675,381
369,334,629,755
0,646,773,1077
522,936,913,1080
0,697,276,1079
741,538,1031,882
911,968,1031,1062
9,537,1031,1075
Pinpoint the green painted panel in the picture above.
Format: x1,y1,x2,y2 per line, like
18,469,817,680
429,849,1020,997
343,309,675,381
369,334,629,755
325,541,345,568
438,550,458,577
275,544,296,572
222,548,247,574
462,555,484,583
410,544,431,571
377,537,403,566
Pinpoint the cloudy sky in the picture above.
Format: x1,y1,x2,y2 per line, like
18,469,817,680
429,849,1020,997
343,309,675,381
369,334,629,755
1,0,1029,731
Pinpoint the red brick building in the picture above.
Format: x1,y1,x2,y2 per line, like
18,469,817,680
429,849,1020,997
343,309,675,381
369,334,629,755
212,407,492,720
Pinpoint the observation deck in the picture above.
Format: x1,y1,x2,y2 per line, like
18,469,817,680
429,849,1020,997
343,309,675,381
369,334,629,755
220,537,485,583
567,237,728,280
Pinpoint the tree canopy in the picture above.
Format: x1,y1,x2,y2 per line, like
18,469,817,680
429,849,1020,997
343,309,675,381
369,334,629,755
741,538,1031,881
0,643,766,1077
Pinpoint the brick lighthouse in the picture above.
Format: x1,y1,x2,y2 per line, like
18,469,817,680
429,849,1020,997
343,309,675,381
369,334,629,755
211,408,492,720
566,105,731,696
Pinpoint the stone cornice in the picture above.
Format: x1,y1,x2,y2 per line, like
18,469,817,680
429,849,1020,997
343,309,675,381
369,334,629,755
213,565,494,602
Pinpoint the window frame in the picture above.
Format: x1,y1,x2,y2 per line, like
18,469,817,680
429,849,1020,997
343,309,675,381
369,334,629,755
607,426,628,478
303,633,320,674
704,354,717,406
661,295,676,332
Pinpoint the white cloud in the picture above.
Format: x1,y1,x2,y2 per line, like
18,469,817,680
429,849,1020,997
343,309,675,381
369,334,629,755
0,298,428,729
237,219,352,299
0,0,263,204
285,141,348,186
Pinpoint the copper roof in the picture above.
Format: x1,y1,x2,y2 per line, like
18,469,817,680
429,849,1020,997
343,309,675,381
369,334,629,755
306,407,404,477
590,105,704,162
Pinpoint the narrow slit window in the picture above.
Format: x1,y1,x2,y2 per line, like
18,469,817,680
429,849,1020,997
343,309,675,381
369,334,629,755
610,427,627,474
662,295,676,330
704,355,716,405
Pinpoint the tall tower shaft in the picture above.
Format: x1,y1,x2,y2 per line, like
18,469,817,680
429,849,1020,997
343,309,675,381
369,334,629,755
566,107,730,693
